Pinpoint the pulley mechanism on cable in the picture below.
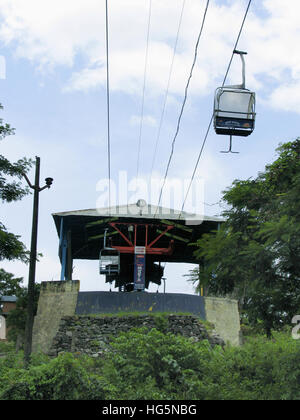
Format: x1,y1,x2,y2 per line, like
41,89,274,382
213,49,256,153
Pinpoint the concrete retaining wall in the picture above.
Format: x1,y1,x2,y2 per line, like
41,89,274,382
32,280,80,354
204,297,242,346
32,281,242,354
0,316,6,340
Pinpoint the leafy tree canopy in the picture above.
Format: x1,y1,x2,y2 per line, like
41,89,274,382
191,138,300,337
0,104,32,298
0,269,23,296
6,284,40,343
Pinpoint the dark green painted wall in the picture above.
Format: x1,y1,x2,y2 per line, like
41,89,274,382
76,291,206,319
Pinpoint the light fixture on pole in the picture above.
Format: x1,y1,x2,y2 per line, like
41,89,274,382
22,157,53,366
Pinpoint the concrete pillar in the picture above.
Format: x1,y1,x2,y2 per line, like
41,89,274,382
32,280,80,354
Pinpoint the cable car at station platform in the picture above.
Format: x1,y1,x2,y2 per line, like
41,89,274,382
99,229,120,276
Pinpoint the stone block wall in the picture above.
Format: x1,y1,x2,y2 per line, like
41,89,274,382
32,281,242,355
49,314,225,357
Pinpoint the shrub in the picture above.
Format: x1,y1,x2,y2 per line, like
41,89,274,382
1,329,300,400
101,327,214,400
0,341,14,354
0,352,108,400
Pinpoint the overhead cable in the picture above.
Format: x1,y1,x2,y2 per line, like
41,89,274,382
154,0,210,216
136,0,152,182
105,0,111,211
149,0,186,179
179,0,253,217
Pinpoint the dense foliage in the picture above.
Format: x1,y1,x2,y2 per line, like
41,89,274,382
0,328,300,400
0,269,23,297
0,104,32,300
6,284,40,344
191,138,300,337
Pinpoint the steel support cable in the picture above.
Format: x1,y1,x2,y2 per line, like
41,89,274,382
179,0,253,218
136,0,152,183
154,0,210,217
105,0,111,212
149,0,186,179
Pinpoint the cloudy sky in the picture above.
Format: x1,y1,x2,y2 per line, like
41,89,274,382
1,0,299,294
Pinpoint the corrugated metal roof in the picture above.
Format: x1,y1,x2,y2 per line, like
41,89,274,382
52,202,224,263
52,202,224,224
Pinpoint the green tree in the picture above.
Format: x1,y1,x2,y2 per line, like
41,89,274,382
0,269,23,297
6,285,40,345
0,103,32,300
192,138,300,337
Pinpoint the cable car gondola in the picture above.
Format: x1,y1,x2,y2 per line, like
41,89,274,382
99,248,120,275
99,229,120,276
213,50,256,153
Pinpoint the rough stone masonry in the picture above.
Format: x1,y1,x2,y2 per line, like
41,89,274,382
48,314,225,357
32,281,242,355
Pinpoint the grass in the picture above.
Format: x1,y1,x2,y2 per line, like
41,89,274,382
82,311,195,318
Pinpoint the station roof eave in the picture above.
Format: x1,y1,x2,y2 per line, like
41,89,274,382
52,203,225,264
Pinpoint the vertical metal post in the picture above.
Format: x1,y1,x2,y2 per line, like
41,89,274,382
24,157,40,366
60,231,68,280
59,220,73,281
239,53,246,89
22,158,52,366
103,228,108,249
67,230,73,281
162,277,166,294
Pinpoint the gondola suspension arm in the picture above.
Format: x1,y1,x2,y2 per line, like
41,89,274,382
220,135,239,154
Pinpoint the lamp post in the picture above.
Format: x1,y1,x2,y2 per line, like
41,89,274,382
23,156,53,366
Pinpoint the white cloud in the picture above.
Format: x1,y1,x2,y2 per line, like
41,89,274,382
130,114,157,127
269,81,300,113
2,0,298,296
1,254,61,285
64,66,105,92
0,0,300,108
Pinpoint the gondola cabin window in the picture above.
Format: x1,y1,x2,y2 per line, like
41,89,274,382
214,87,255,136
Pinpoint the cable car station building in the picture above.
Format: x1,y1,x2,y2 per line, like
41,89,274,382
53,201,223,292
32,50,256,353
32,202,243,352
